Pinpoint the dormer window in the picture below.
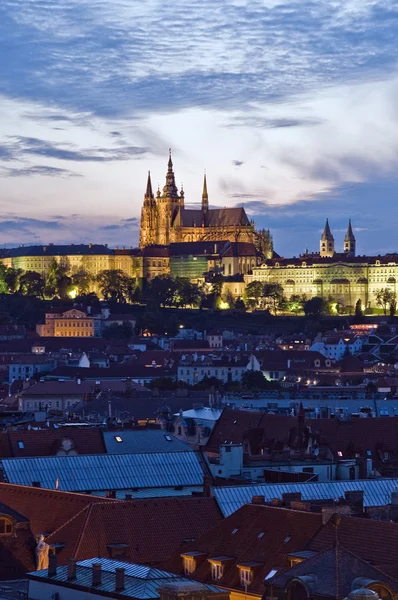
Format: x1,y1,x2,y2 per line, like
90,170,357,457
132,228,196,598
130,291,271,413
239,568,253,587
211,563,224,581
0,517,13,535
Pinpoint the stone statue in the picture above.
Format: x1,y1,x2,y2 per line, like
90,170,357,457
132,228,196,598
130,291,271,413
36,535,49,570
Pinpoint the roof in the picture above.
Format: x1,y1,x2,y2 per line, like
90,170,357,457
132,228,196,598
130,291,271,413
5,427,106,457
178,207,250,228
103,430,192,454
269,546,398,598
176,408,223,422
45,497,223,565
29,557,225,598
0,483,114,536
1,451,206,493
169,241,228,257
219,242,257,258
163,503,323,595
4,244,113,257
213,479,398,517
21,379,145,395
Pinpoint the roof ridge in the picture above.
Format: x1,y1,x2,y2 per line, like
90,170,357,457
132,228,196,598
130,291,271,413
46,503,91,543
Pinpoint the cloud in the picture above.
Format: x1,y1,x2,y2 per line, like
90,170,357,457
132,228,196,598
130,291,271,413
0,165,80,178
233,160,244,167
2,136,148,163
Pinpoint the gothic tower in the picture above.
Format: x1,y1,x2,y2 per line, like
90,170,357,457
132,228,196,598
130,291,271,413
157,150,181,246
139,171,157,248
202,173,208,214
344,219,356,256
320,219,335,257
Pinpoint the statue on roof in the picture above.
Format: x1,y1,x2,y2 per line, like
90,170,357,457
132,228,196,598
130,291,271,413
36,534,49,570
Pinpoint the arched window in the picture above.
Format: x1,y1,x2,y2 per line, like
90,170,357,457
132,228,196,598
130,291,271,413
0,516,13,535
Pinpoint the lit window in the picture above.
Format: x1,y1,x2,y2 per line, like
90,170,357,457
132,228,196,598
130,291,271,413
0,517,13,535
337,451,343,457
265,569,278,580
115,436,123,443
164,435,172,442
240,568,252,587
183,556,196,575
18,441,24,449
211,563,224,581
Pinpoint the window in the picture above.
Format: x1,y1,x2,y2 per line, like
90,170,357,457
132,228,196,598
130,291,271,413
0,517,13,535
115,436,123,443
211,563,224,581
18,441,24,449
240,568,252,587
265,569,278,580
183,556,196,575
231,528,238,535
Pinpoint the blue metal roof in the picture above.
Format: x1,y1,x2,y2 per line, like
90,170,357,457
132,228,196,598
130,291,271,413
213,478,398,517
29,558,223,599
2,451,204,493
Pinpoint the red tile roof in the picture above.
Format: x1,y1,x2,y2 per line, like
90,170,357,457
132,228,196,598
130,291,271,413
46,496,223,565
162,503,323,594
0,483,114,536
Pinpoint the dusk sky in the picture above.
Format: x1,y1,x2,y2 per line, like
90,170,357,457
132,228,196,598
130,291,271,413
1,0,398,256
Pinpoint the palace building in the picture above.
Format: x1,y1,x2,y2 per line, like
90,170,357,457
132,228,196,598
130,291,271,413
247,220,398,309
139,151,272,257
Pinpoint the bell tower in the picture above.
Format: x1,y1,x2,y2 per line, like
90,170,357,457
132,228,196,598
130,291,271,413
139,171,157,248
157,150,181,246
344,219,356,256
320,219,335,257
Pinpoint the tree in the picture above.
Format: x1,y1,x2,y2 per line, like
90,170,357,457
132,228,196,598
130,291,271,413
103,321,133,341
18,271,45,297
211,274,224,298
304,296,326,318
149,276,178,308
241,370,269,390
287,294,307,315
354,299,364,323
97,269,134,303
175,278,202,308
45,259,70,298
234,298,246,311
72,269,93,295
244,280,264,309
262,283,285,315
374,288,396,316
4,268,23,293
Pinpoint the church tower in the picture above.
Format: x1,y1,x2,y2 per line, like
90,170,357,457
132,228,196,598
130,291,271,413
320,219,335,257
202,173,208,214
139,171,157,248
157,150,181,246
344,219,356,256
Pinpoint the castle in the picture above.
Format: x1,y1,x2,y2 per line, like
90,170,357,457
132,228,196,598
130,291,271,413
139,151,272,256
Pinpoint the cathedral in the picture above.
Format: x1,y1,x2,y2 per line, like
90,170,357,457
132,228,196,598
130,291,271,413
139,152,272,256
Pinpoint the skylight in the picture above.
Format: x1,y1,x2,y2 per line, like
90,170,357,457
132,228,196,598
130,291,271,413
284,536,291,543
115,436,123,443
258,532,265,539
265,569,278,580
164,435,172,442
18,441,24,449
232,528,239,535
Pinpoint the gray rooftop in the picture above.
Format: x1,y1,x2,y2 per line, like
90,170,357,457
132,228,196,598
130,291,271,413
2,451,205,493
29,558,223,599
213,479,398,517
103,429,192,454
174,408,223,421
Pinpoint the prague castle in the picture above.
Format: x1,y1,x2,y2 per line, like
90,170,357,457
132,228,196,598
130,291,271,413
139,151,272,256
248,219,398,309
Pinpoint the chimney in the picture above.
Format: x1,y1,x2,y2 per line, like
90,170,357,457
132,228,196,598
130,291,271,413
251,495,265,505
115,568,125,591
48,553,57,577
68,558,77,581
92,563,102,586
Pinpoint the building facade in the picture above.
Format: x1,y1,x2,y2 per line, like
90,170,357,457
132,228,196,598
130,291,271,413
36,308,95,337
246,220,398,309
139,152,273,256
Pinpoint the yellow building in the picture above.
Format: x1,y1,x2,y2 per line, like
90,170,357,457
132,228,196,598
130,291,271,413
246,220,398,310
37,308,95,337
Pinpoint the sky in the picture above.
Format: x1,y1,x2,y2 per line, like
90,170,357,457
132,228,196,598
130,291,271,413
1,0,398,256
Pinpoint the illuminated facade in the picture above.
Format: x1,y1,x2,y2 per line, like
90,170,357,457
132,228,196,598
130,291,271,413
247,221,398,309
36,308,95,337
139,152,273,256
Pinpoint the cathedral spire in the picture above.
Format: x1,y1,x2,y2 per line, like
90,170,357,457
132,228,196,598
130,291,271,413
145,171,153,197
344,219,356,256
162,149,179,200
202,172,208,213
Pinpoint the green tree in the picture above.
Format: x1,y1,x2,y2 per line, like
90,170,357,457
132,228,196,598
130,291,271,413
304,296,327,317
241,369,269,389
4,268,23,293
287,294,307,315
18,271,45,297
354,299,364,323
262,283,285,314
72,269,93,295
97,269,133,303
150,276,178,308
45,259,70,298
244,280,264,309
374,288,395,316
211,274,224,298
234,298,246,311
175,278,202,308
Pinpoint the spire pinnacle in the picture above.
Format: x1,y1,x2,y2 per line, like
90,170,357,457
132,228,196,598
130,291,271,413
202,171,209,213
162,150,179,199
345,219,355,241
168,148,173,172
145,170,153,198
321,218,334,241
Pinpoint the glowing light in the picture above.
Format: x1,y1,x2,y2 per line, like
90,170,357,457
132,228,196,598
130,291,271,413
219,301,230,310
69,288,78,299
